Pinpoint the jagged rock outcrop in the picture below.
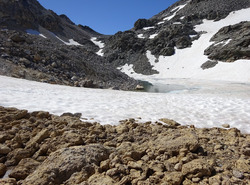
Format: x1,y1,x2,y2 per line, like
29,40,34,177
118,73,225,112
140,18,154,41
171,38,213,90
156,0,250,23
0,106,250,184
204,21,250,62
134,19,154,30
146,24,196,54
103,31,159,75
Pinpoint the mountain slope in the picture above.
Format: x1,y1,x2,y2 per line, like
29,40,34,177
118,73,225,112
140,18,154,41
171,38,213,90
102,0,250,83
0,0,250,89
0,0,100,44
0,0,138,90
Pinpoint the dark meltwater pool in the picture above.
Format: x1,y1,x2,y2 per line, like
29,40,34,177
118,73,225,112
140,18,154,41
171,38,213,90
138,81,199,93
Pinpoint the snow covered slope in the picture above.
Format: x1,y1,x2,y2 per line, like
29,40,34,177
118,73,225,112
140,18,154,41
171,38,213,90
1,75,250,133
102,0,250,84
120,7,250,83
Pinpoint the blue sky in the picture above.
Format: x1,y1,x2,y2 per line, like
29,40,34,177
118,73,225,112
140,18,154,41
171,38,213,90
37,0,178,35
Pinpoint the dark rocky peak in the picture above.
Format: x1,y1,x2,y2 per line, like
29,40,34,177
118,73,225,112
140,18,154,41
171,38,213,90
59,14,75,25
153,0,250,24
78,25,102,36
0,0,102,45
0,0,59,31
182,0,250,22
0,0,139,90
106,31,145,52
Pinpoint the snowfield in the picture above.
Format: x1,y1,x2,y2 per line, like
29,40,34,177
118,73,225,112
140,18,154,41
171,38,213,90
0,76,249,133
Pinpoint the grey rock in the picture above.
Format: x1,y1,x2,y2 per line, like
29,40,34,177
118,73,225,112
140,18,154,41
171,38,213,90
201,60,218,70
9,33,26,43
222,124,230,128
134,19,154,30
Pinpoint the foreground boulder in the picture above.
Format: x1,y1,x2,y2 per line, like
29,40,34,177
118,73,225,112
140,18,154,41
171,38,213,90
22,145,111,185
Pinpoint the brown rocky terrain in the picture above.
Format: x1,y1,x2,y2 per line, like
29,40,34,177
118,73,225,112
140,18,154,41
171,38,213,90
0,106,249,185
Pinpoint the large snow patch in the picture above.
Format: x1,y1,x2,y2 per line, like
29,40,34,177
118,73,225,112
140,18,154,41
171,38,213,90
0,76,249,133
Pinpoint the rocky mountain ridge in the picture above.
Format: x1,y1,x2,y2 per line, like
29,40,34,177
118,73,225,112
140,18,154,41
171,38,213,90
101,0,250,76
0,0,250,87
0,0,138,90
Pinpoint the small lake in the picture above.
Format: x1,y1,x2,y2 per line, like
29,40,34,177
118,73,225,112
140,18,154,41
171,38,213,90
138,81,198,93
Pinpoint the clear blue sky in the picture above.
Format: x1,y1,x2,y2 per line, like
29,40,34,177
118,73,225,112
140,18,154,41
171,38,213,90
37,0,178,35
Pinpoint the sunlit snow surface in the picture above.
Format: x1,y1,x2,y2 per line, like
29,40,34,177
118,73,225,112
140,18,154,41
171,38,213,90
143,26,155,30
91,37,105,56
0,76,250,133
55,37,82,46
163,2,188,21
137,34,145,39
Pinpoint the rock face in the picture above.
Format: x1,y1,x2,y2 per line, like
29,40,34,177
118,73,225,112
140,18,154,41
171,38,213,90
204,21,250,62
0,29,138,90
0,106,250,184
23,145,111,185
